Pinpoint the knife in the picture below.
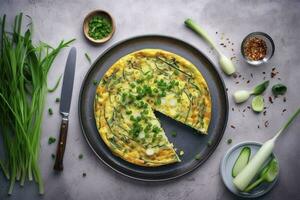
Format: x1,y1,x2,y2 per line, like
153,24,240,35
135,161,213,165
54,47,77,171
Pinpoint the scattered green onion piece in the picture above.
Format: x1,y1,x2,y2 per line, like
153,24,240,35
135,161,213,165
93,80,98,86
85,53,92,64
194,153,201,160
227,139,232,144
48,137,56,145
48,75,62,93
171,131,177,137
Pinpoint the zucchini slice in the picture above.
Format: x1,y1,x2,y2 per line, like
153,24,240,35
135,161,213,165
232,147,251,178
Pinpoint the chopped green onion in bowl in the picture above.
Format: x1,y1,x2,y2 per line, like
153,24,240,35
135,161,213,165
88,15,112,40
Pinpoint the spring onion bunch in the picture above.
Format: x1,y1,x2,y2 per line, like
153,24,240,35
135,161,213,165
0,13,74,195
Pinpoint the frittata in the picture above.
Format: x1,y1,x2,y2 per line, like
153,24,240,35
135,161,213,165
94,49,211,167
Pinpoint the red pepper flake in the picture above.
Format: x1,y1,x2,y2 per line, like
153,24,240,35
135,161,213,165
220,43,224,46
235,81,239,84
271,71,277,78
263,111,267,116
231,48,234,52
282,109,287,113
269,96,273,104
242,109,246,112
258,125,260,129
246,80,250,84
233,73,237,78
263,106,267,110
238,74,242,78
264,120,269,128
232,107,235,111
272,67,276,71
262,72,266,74
283,97,286,102
230,125,236,129
247,106,251,109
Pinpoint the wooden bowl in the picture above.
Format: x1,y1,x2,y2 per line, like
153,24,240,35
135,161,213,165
83,10,115,44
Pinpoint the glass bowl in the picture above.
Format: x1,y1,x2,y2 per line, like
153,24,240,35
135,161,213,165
241,32,275,66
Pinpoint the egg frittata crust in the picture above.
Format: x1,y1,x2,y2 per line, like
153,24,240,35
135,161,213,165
94,49,211,167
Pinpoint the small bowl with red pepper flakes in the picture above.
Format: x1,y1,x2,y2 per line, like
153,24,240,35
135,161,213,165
241,32,275,65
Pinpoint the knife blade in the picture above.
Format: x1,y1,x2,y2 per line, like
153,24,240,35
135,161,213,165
54,47,77,171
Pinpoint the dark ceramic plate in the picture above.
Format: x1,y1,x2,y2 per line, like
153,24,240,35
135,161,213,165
78,35,228,181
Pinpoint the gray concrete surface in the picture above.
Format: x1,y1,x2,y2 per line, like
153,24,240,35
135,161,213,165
0,0,300,199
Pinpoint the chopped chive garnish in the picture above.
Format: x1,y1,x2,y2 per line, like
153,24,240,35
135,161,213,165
227,139,232,144
48,108,53,115
195,153,201,160
93,80,98,86
207,140,212,147
48,75,62,93
179,150,184,156
48,137,56,145
85,53,92,64
171,131,177,137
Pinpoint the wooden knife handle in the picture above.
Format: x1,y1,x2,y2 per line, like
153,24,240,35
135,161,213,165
54,117,69,171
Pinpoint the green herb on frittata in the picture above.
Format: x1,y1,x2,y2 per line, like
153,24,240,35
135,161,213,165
171,131,177,137
195,153,201,160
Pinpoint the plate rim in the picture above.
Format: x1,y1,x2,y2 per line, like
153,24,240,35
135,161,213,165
78,34,229,182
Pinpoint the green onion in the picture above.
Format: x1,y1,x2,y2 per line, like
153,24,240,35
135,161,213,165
227,138,232,144
0,13,74,194
194,153,201,160
252,80,269,95
171,131,177,137
88,16,112,40
85,53,92,64
47,75,62,93
48,137,56,145
233,80,269,104
48,108,53,115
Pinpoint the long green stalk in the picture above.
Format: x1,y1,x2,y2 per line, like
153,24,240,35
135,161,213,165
0,13,74,195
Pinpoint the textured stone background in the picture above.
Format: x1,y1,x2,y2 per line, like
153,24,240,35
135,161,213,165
0,0,300,199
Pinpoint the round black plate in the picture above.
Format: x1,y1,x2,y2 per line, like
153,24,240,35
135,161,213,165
79,35,229,181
